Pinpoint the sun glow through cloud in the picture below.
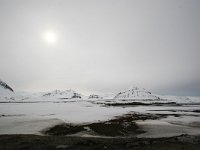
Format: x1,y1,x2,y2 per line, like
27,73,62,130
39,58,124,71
43,30,57,45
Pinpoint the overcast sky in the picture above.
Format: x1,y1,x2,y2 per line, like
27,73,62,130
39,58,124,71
0,0,199,96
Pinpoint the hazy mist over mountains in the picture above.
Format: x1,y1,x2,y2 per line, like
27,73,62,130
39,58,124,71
0,0,200,96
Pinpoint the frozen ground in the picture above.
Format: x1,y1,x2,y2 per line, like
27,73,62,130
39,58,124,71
0,97,200,137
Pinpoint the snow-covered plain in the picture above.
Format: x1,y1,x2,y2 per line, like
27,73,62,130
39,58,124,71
0,98,200,137
0,84,200,137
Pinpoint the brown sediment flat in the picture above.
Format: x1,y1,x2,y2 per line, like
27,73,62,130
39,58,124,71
0,134,200,150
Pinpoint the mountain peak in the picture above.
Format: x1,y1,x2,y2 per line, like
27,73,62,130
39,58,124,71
127,86,146,91
0,79,14,96
0,79,14,92
114,86,159,100
43,89,82,99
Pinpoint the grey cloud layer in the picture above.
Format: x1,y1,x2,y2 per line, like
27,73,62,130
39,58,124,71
0,0,199,95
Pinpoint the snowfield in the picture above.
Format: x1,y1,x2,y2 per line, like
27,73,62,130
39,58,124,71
0,99,200,137
0,84,200,137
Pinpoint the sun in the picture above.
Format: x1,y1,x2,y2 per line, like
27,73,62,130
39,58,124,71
43,30,57,45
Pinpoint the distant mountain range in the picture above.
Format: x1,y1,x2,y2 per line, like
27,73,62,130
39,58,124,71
40,86,159,100
0,80,199,103
0,80,159,100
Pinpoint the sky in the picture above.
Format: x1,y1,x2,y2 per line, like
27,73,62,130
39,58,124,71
0,0,200,96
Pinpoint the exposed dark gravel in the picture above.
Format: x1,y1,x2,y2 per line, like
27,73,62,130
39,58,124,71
0,134,200,150
43,113,161,136
103,102,180,107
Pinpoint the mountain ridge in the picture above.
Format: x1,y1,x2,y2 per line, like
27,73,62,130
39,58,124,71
114,86,159,100
0,79,14,97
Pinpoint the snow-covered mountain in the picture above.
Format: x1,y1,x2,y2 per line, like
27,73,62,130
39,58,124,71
88,94,102,99
158,95,200,103
100,93,116,99
114,86,159,100
0,79,14,96
0,81,198,103
42,90,83,99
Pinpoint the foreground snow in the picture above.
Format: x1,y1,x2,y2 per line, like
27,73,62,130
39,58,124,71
0,101,132,134
0,98,199,137
0,85,200,137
